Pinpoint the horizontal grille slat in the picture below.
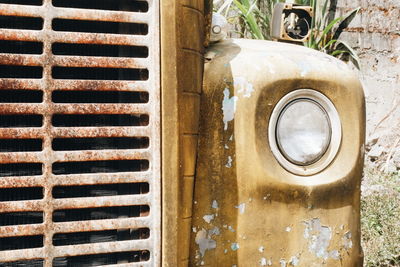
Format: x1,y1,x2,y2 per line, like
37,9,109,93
0,224,44,238
0,200,44,213
0,4,43,17
51,103,149,114
0,103,43,114
0,29,43,42
51,32,149,46
0,177,45,189
0,152,44,164
52,80,149,91
0,79,44,90
53,217,151,233
52,8,149,24
0,54,43,66
53,56,148,69
52,127,150,138
0,248,44,262
51,172,150,186
52,195,150,210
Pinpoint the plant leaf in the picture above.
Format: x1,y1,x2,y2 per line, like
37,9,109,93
336,40,361,69
316,16,342,46
332,7,360,40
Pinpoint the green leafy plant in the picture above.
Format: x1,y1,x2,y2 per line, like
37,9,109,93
306,0,360,68
217,0,360,68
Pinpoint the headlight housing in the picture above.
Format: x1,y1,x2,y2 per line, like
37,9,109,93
269,89,341,175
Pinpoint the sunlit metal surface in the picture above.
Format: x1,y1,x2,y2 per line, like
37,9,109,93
0,0,160,266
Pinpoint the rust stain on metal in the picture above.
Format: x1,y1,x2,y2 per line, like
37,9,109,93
0,0,161,265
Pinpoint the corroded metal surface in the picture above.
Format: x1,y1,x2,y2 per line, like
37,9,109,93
190,39,365,266
0,0,160,266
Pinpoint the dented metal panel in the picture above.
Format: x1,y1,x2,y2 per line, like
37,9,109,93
0,0,160,266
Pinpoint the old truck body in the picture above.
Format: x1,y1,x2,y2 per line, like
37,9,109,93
0,0,364,266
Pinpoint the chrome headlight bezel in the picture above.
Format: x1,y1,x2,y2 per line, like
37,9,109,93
268,89,342,176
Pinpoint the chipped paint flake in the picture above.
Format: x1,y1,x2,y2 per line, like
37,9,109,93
286,226,292,232
280,259,287,267
259,246,265,253
303,218,339,260
329,250,341,260
231,242,240,251
260,257,267,266
222,88,238,130
289,256,300,266
225,156,233,168
224,249,228,254
195,228,217,257
212,200,219,209
209,227,220,236
193,227,197,233
342,231,353,250
203,214,215,224
234,76,254,98
235,203,246,214
224,144,229,149
228,225,235,232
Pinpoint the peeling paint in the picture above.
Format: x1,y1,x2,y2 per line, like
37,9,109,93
303,218,339,260
212,200,219,209
203,214,215,224
229,135,233,141
329,250,341,260
193,227,197,233
195,228,217,257
235,203,246,214
260,257,267,266
209,227,220,236
280,259,287,267
259,246,265,253
222,88,238,130
234,76,254,98
225,156,233,168
224,249,228,254
289,256,300,266
224,144,229,149
285,226,292,232
231,242,240,251
342,231,353,250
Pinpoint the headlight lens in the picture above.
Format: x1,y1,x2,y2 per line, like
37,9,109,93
276,99,331,165
268,89,342,176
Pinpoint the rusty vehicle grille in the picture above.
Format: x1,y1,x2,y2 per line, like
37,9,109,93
0,0,160,266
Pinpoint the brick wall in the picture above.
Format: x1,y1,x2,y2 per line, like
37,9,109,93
336,0,400,171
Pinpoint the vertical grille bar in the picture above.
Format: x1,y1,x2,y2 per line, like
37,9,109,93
0,0,160,266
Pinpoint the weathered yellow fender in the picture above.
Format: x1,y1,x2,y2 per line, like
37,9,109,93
190,39,365,266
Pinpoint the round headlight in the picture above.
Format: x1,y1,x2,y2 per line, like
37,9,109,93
268,89,341,176
276,99,331,165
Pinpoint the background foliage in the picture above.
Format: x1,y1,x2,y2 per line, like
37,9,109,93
215,0,360,68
